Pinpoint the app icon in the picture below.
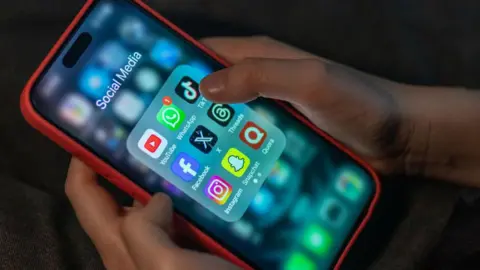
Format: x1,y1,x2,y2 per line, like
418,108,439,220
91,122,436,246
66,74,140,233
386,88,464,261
231,220,254,240
98,42,129,70
40,74,61,98
94,120,126,151
285,129,317,167
221,148,250,177
137,129,168,159
171,153,200,182
250,187,274,215
205,176,232,205
290,195,310,223
161,180,184,197
302,224,333,256
150,39,181,70
135,67,162,93
119,17,147,44
113,90,146,124
208,104,235,127
157,103,186,131
175,76,200,104
319,197,347,227
189,126,218,154
59,93,93,128
269,160,292,188
91,3,113,28
240,122,267,150
284,252,316,270
189,61,212,76
335,169,364,201
79,67,109,100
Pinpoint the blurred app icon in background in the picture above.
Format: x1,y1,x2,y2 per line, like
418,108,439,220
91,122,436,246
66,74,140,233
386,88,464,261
79,66,109,100
150,39,182,70
302,224,333,256
93,119,127,152
119,17,148,44
319,197,347,228
39,73,61,99
135,67,162,93
189,60,212,76
161,179,184,197
284,129,317,167
231,220,254,240
335,169,364,201
268,159,292,189
113,90,146,124
250,187,274,215
284,252,316,270
91,2,113,29
59,93,94,128
289,194,310,223
98,42,129,70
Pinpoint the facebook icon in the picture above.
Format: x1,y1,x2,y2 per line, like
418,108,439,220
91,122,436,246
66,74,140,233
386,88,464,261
171,152,200,182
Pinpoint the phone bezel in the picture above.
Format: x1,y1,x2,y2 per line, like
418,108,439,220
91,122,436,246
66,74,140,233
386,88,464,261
20,0,381,269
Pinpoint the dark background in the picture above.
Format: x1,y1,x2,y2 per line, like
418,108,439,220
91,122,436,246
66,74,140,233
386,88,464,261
1,0,480,269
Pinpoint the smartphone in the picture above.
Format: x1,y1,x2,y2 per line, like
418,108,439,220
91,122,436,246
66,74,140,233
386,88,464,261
21,0,380,269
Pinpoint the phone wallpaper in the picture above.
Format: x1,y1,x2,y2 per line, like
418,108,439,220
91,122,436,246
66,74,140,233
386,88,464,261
31,0,374,269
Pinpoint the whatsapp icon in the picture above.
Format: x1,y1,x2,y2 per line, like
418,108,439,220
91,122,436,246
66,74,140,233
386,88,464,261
157,103,186,131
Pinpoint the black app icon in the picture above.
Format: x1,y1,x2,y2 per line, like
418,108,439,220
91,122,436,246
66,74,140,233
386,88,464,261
189,126,218,154
207,103,235,127
175,76,200,104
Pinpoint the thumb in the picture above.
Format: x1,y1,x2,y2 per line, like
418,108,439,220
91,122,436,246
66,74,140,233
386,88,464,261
200,57,410,169
200,58,328,107
121,193,177,269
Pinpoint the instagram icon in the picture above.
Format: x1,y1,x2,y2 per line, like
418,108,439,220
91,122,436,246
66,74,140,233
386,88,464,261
205,176,233,205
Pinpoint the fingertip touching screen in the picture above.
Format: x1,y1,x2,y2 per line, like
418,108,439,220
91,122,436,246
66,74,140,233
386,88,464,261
31,0,376,268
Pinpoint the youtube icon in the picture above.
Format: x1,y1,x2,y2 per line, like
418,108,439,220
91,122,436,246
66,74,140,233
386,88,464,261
138,129,168,159
145,135,161,153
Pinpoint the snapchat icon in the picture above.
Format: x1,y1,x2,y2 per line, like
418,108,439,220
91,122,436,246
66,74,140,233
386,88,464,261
221,148,251,177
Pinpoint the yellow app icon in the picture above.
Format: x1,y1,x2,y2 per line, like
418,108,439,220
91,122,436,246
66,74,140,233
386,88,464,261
222,148,251,177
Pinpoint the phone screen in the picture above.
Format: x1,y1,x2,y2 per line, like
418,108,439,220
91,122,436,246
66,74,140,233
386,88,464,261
31,0,376,268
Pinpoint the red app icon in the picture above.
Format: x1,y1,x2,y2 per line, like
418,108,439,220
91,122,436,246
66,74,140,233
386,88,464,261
138,129,168,159
240,121,267,149
145,134,161,153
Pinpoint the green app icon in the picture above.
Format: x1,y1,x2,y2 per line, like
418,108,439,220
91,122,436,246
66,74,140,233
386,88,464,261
302,224,332,256
157,103,185,131
284,252,316,270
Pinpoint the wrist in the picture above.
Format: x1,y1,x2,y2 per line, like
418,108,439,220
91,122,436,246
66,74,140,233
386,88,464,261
400,85,480,186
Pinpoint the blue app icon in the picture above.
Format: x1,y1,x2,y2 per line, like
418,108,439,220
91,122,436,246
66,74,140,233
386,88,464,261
250,188,274,215
171,153,200,182
189,60,212,76
98,42,129,70
150,39,181,70
80,67,109,100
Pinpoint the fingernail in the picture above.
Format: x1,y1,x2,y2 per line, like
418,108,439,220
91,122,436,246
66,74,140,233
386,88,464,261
200,72,226,94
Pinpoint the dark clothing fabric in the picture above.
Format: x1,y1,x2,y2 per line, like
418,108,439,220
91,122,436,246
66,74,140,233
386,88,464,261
0,0,479,269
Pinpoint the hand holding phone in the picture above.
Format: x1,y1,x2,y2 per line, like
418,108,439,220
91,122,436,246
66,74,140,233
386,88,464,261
22,1,380,269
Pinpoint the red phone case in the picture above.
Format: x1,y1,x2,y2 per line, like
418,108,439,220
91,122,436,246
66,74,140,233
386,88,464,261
20,0,381,269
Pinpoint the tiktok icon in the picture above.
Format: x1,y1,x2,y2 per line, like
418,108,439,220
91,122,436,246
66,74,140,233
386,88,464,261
175,76,200,104
171,152,200,182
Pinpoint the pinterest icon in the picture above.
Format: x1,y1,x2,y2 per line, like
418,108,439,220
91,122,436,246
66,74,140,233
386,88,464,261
207,103,235,127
